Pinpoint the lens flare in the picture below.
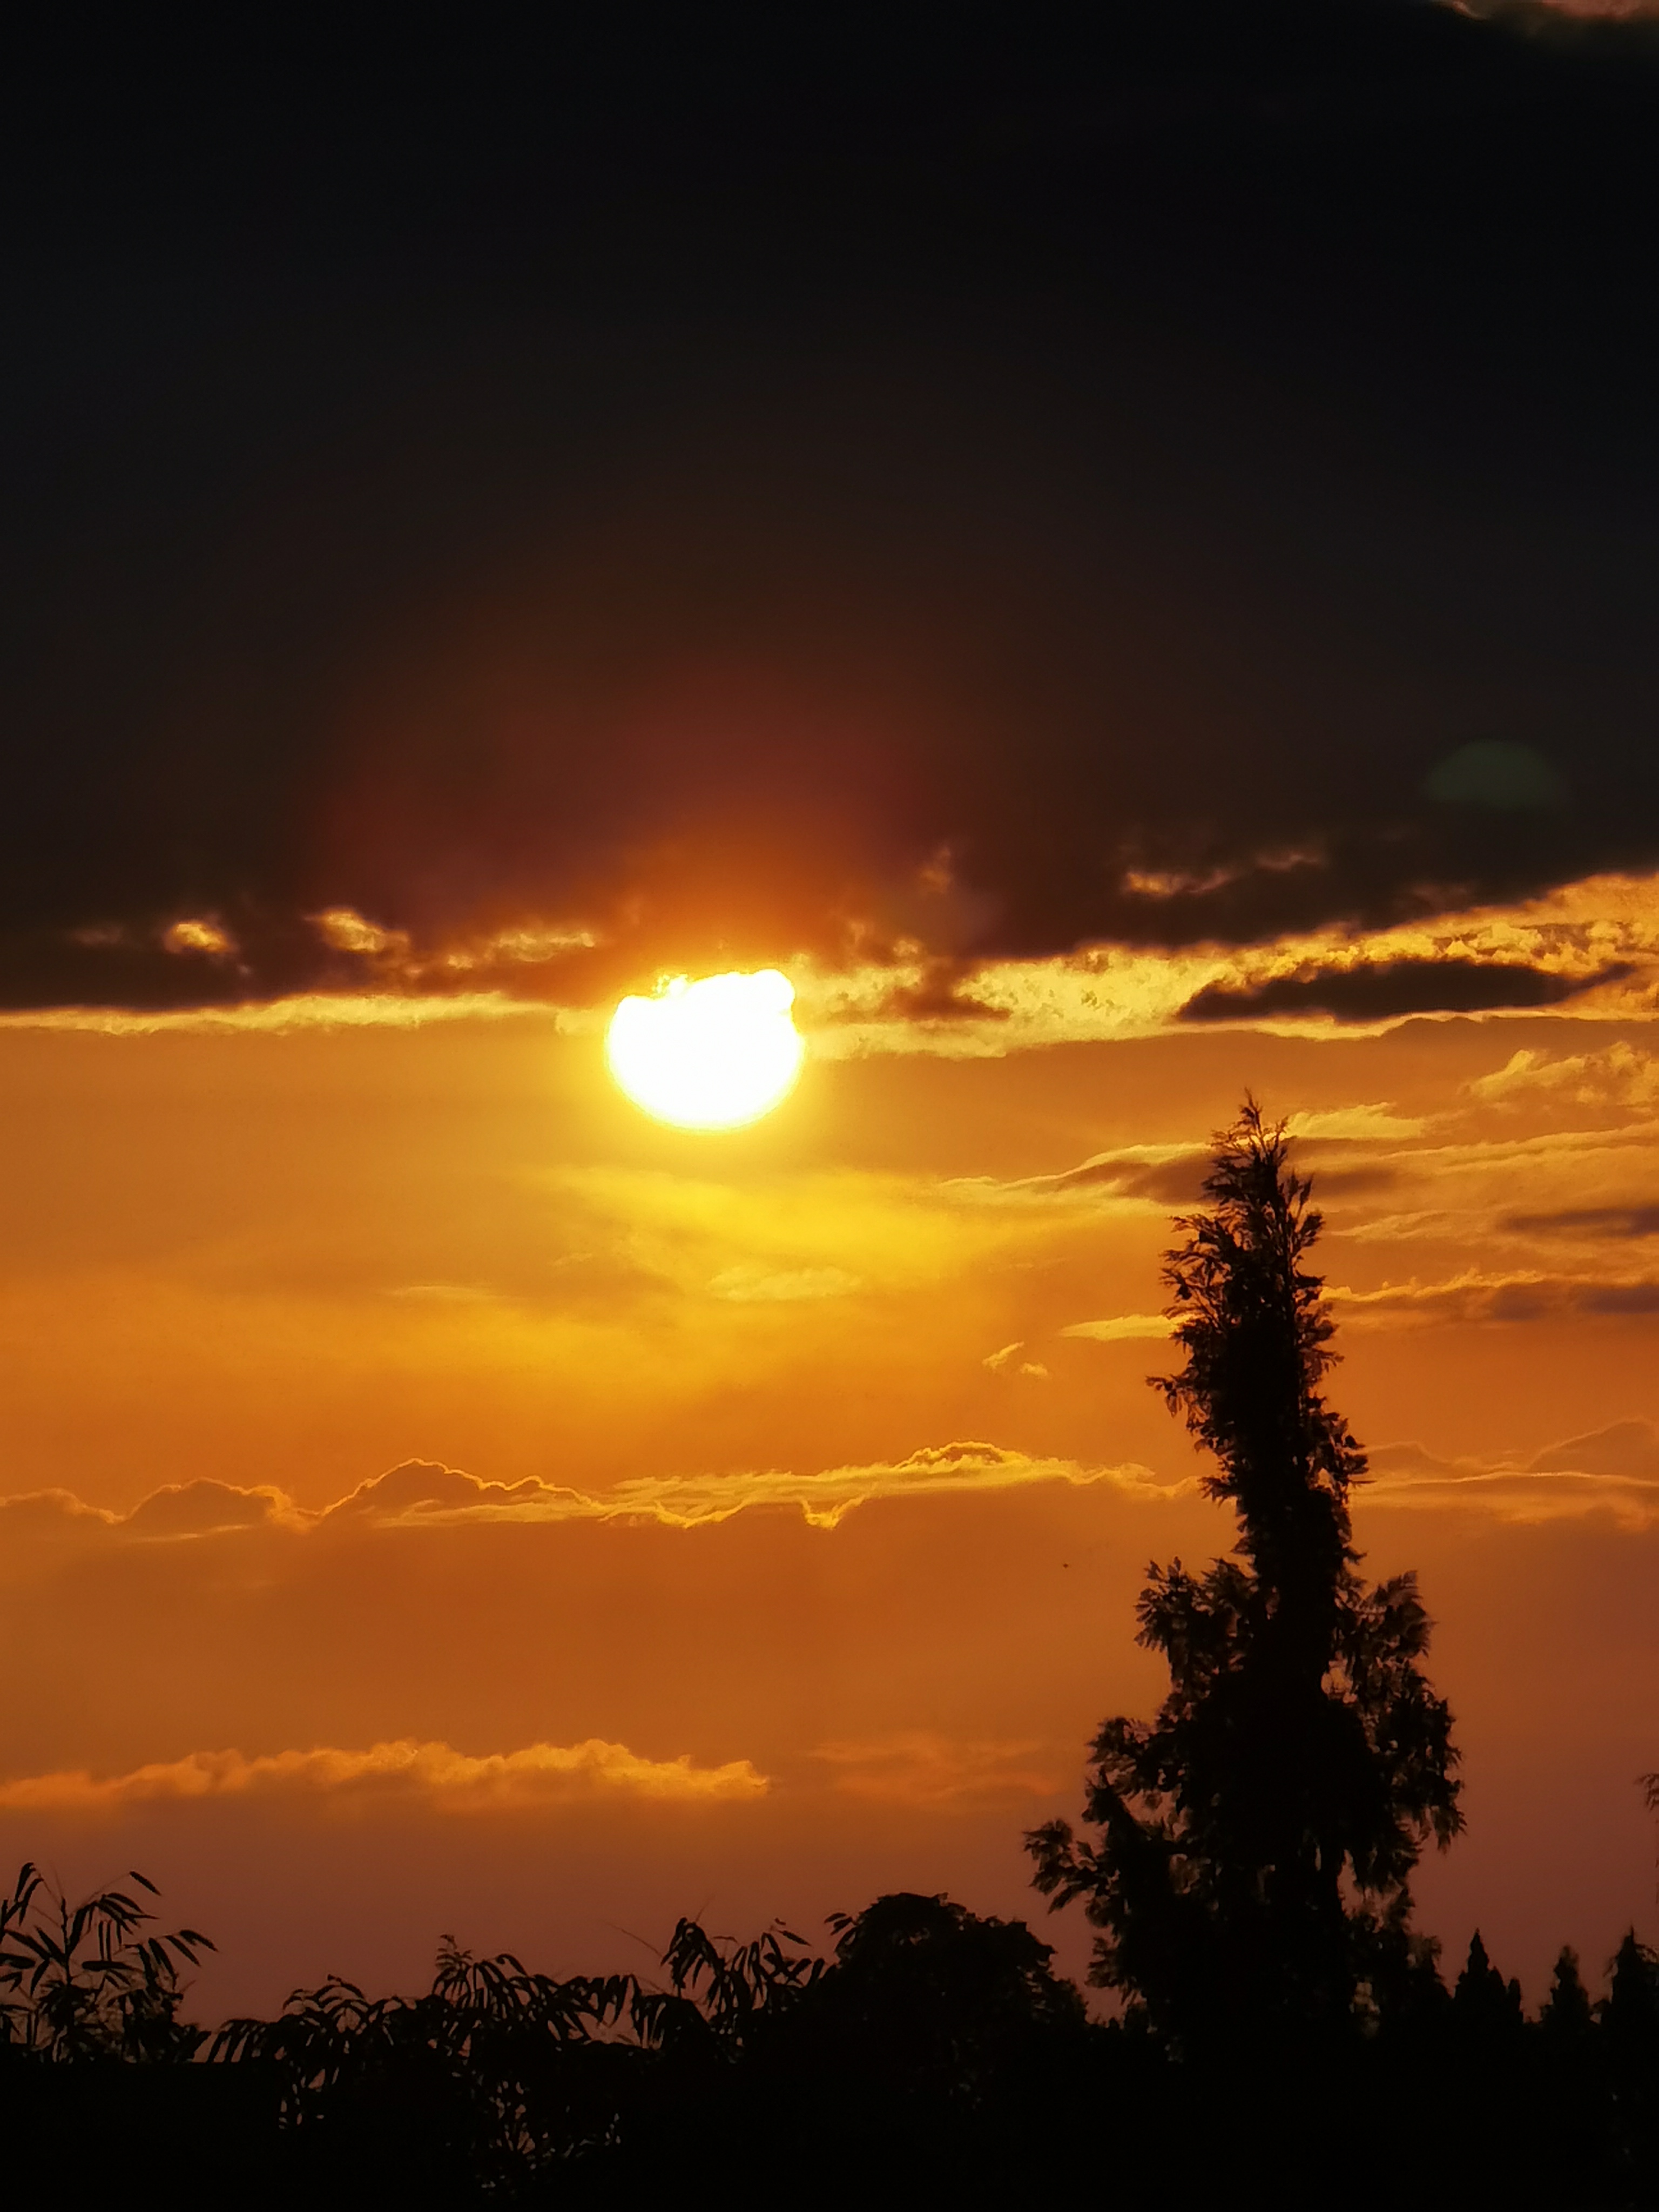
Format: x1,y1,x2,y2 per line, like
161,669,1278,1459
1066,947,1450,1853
605,969,806,1130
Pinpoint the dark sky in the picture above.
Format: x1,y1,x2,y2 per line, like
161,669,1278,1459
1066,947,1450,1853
5,1,1657,1009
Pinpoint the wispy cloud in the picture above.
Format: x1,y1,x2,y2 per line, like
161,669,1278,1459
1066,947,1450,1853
1332,1270,1659,1327
1466,1041,1659,1111
944,1143,1206,1209
1364,1424,1659,1529
0,993,561,1036
1060,1313,1175,1343
708,1265,861,1303
1285,1104,1430,1142
810,1733,1060,1805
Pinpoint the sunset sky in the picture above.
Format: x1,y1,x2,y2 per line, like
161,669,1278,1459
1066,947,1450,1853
4,1,1659,2022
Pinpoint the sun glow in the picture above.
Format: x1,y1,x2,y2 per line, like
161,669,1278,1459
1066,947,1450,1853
605,969,806,1129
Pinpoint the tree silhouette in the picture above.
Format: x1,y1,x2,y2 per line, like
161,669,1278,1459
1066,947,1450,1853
811,1892,1085,2100
1028,1101,1462,2046
1539,1946,1594,2047
213,1937,640,2190
1453,1930,1523,2042
1597,1931,1659,2063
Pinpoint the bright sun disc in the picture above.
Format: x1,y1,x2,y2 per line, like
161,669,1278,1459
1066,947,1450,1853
605,969,806,1130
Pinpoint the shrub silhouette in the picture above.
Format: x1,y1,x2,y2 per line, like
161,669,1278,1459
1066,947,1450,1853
213,1938,640,2191
205,1893,1090,2198
0,1860,212,2062
1028,1100,1462,2047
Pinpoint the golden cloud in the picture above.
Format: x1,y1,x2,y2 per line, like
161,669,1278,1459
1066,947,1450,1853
161,918,235,957
0,992,559,1036
6,869,1658,1050
802,872,1659,1057
1284,1104,1430,1142
0,1737,770,1817
1060,1313,1176,1343
0,1447,1172,1556
1466,1041,1659,1111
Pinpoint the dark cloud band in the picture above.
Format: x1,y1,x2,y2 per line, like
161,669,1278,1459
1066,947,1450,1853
4,5,1658,1010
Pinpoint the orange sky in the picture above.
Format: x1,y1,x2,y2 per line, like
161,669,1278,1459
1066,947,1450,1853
5,907,1659,2019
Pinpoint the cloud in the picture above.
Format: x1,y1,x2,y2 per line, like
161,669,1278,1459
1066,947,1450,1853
7,869,1659,1058
1284,1104,1429,1142
0,1447,1170,1559
355,1448,1158,1530
946,1143,1207,1208
979,1343,1049,1380
1528,1419,1659,1481
1332,1270,1659,1327
1501,1205,1659,1241
1467,1042,1659,1111
0,994,559,1037
804,874,1659,1060
707,1265,862,1303
1180,957,1620,1026
809,1734,1058,1806
161,918,236,957
1364,1425,1659,1529
123,1480,304,1539
1060,1313,1175,1343
0,1738,770,1817
4,4,1659,1020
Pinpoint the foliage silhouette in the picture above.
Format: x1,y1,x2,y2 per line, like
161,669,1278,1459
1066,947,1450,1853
4,1847,1659,2201
198,1893,1093,2201
0,1860,213,2061
1027,1100,1462,2046
213,1937,641,2191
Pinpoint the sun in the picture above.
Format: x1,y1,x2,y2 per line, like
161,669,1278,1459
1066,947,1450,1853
605,969,806,1130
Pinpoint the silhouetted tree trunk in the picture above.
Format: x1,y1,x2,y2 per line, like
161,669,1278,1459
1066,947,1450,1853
1028,1101,1462,2049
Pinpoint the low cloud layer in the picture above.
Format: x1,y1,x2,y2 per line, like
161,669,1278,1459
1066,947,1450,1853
0,1446,1167,1561
0,1737,769,1818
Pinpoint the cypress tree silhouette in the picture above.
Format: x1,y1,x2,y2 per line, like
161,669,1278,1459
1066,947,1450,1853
1453,1930,1523,2041
1027,1101,1462,2047
1539,1946,1594,2047
1598,1931,1659,2063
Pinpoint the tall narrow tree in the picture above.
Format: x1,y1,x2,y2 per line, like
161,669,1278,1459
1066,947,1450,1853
1028,1101,1461,2045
